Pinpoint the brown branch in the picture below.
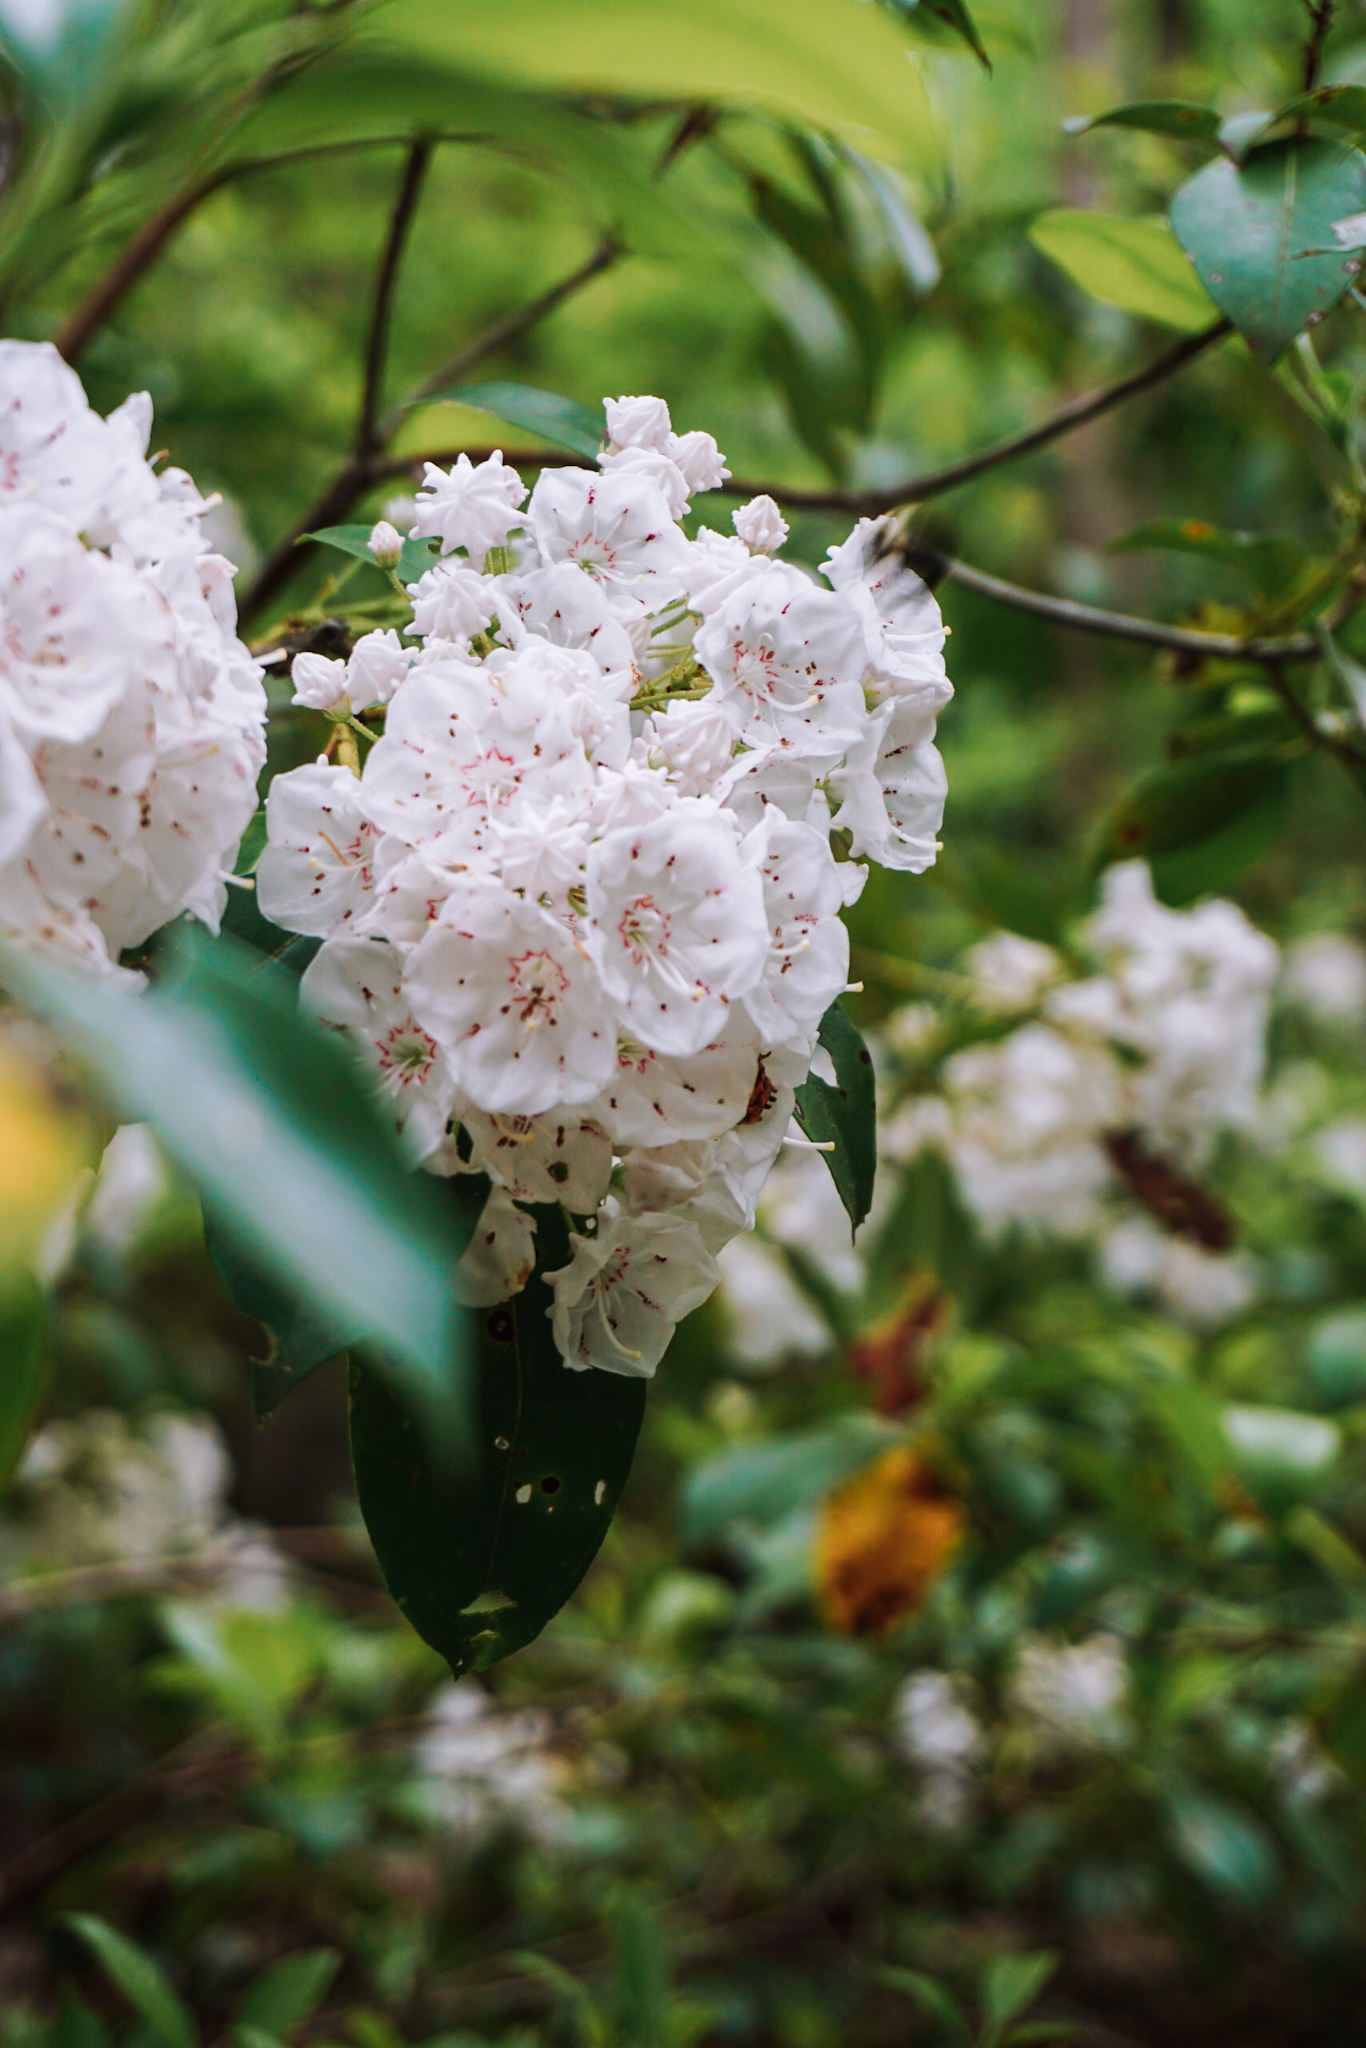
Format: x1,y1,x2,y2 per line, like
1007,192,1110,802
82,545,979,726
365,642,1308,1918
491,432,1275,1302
717,318,1233,517
54,136,479,367
901,539,1322,666
359,142,432,458
385,230,621,429
1301,0,1335,91
1265,657,1366,792
243,237,623,625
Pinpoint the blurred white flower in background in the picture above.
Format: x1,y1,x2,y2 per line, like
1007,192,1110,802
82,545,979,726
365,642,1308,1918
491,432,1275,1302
1009,1633,1130,1754
414,1681,567,1843
1281,932,1366,1026
891,1669,985,1834
4,1409,286,1609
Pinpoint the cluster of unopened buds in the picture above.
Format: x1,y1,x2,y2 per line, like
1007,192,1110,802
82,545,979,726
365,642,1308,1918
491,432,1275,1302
0,342,267,978
258,393,953,1375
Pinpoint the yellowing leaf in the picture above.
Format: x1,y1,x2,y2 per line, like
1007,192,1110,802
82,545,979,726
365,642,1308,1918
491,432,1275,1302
0,1047,89,1267
1029,210,1216,331
816,1446,963,1635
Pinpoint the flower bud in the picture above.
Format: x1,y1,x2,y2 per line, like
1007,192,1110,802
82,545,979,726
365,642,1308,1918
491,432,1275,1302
604,393,672,452
367,519,404,568
291,651,350,713
733,494,789,555
346,627,412,709
668,429,729,495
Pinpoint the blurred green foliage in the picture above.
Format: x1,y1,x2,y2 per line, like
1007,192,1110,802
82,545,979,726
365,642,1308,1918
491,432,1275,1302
0,0,1364,2044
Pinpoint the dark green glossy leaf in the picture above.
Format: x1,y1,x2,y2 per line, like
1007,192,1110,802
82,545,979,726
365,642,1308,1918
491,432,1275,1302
1093,750,1290,905
1106,517,1308,597
350,1207,645,1674
1062,100,1221,146
681,1414,899,1552
0,1272,46,1491
306,523,437,587
61,1915,196,2048
1170,139,1366,361
0,933,469,1447
1029,210,1215,330
416,382,603,460
794,1000,876,1233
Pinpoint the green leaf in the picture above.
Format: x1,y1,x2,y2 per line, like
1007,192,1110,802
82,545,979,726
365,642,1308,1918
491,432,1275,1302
1106,518,1307,598
1170,139,1366,361
307,523,437,587
0,933,470,1449
210,1174,490,1423
236,1952,340,2041
794,1000,877,1233
349,1207,645,1674
681,1414,900,1551
1148,1377,1234,1492
0,0,130,107
1165,1787,1280,1907
367,0,940,159
1222,1403,1340,1512
885,0,990,71
1029,210,1214,330
876,1966,970,2043
61,1916,196,2048
1230,85,1366,159
981,1952,1059,2032
413,382,604,461
1093,751,1289,906
1062,100,1221,146
0,1271,46,1491
1307,1308,1366,1408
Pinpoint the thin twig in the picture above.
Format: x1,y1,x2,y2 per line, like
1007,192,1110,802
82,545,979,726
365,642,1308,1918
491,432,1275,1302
387,230,621,431
716,319,1233,517
54,136,479,366
1265,659,1366,791
242,238,623,623
902,539,1322,666
1301,0,1335,92
359,142,432,458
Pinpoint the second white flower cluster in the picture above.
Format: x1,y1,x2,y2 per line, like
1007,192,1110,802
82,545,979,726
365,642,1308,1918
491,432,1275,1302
257,393,952,1377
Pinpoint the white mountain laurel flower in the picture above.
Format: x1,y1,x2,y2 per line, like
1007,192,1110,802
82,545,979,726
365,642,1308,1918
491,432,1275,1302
258,393,955,1368
0,342,266,977
367,519,405,567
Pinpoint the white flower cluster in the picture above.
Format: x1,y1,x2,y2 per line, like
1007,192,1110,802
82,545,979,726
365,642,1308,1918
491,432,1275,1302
257,394,951,1376
890,862,1277,1246
0,342,267,978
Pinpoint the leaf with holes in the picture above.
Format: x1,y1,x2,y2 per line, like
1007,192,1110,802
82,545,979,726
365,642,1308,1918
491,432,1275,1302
1062,99,1221,146
794,1000,876,1234
350,1207,646,1674
307,524,437,587
1170,139,1366,360
417,381,604,460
